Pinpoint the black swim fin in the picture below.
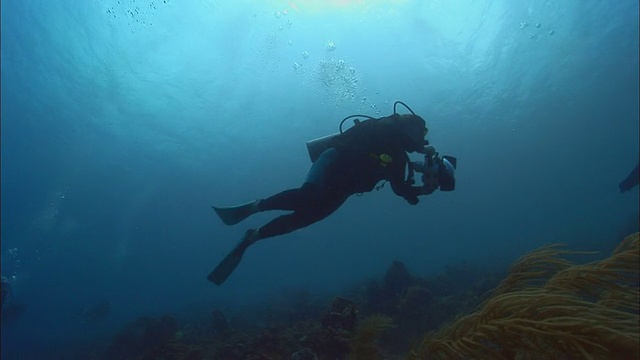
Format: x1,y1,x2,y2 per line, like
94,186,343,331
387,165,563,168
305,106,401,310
212,200,259,226
208,230,258,285
208,247,246,285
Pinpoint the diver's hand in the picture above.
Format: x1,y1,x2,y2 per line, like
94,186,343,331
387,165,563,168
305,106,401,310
406,196,419,205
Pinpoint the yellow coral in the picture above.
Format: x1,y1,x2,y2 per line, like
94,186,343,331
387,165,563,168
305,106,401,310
410,233,640,360
349,314,393,360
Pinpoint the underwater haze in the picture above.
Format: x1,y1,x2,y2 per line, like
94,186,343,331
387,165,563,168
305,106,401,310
1,0,638,358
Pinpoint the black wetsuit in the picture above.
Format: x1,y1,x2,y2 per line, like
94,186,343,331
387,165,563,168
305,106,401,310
257,115,424,239
619,161,639,193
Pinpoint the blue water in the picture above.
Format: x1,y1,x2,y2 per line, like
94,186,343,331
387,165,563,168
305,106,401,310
1,0,638,358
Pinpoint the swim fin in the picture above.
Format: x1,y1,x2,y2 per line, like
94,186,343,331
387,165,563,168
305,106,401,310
212,200,260,226
208,229,259,285
208,247,245,285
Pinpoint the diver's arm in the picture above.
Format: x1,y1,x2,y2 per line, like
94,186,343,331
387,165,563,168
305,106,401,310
391,180,422,205
390,158,422,204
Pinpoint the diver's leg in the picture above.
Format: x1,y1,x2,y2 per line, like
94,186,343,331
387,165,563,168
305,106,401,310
209,197,344,285
212,148,339,223
209,185,347,285
209,182,335,284
259,148,340,212
258,193,349,239
258,183,321,211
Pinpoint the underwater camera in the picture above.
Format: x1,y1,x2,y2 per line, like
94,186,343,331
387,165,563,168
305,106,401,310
438,155,457,191
412,151,457,193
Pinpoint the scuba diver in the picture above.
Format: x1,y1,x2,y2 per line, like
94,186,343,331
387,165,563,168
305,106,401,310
619,161,639,193
208,101,456,285
1,276,12,310
1,275,26,322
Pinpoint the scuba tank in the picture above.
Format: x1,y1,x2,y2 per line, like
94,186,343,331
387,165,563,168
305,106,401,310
305,101,417,162
306,133,340,163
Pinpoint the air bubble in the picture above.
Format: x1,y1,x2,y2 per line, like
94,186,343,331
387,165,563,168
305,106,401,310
325,41,336,52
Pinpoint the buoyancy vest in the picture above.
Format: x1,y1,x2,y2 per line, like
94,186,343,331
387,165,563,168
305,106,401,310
328,116,414,193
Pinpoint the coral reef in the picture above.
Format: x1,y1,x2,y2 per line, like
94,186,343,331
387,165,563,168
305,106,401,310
358,259,495,354
410,232,640,360
105,314,181,359
95,233,639,360
349,314,393,360
97,258,495,359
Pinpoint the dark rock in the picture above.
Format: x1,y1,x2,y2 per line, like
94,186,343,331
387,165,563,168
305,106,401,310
321,297,358,331
382,261,413,296
291,347,318,360
105,314,179,359
211,309,229,333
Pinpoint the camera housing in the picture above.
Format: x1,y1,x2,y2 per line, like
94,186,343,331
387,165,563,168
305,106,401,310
439,155,457,191
413,153,457,193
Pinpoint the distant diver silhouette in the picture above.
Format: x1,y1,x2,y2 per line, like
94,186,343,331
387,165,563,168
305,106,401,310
619,161,639,193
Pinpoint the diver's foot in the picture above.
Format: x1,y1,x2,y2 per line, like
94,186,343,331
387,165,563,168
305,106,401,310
212,200,261,226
